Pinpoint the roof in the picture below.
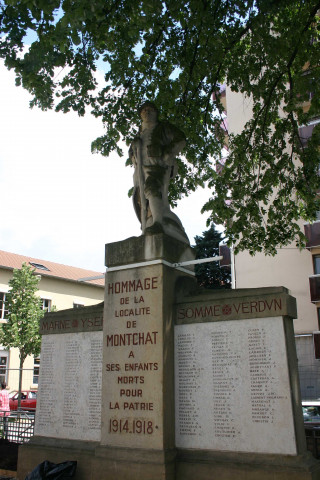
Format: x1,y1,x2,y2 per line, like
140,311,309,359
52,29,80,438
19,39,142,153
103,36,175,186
0,250,105,287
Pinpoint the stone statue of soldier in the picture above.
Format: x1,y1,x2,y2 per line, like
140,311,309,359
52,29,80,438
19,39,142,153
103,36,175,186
129,102,189,244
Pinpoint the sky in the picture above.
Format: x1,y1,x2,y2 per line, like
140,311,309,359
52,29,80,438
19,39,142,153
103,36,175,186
0,60,213,273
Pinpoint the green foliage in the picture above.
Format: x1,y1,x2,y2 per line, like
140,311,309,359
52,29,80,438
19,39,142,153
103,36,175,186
193,225,231,289
0,263,43,364
1,0,320,253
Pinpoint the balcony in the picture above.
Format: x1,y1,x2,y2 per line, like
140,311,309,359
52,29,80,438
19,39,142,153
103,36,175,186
305,223,320,249
299,123,317,147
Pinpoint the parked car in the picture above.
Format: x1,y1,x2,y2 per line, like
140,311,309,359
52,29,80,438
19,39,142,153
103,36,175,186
9,390,37,412
302,401,320,425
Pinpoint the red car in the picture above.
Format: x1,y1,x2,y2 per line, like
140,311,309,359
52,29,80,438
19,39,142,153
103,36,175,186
9,390,37,412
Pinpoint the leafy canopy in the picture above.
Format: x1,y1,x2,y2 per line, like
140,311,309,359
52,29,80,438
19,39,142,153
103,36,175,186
0,263,43,364
1,0,320,254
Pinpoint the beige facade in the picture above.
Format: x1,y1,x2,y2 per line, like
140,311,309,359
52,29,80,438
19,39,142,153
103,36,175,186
225,86,320,399
234,237,316,333
0,250,105,393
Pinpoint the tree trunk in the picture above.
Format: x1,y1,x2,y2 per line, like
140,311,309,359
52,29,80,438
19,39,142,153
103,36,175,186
17,354,25,411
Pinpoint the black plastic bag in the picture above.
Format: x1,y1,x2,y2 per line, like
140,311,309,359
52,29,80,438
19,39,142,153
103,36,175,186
25,460,77,480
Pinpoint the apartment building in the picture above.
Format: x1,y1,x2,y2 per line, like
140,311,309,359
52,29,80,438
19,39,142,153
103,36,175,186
0,250,105,392
222,85,320,400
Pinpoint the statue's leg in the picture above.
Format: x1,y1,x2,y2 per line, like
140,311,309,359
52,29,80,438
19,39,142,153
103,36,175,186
143,166,167,231
146,196,164,231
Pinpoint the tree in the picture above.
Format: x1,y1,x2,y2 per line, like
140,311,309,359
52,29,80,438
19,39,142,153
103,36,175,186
193,225,231,289
0,0,319,254
0,263,43,409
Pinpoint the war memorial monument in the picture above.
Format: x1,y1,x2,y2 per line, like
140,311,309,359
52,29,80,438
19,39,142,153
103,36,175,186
18,104,320,479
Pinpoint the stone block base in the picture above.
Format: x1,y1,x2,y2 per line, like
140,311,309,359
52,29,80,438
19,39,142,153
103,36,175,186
17,437,98,480
93,446,176,480
176,450,320,480
17,440,176,480
18,440,320,480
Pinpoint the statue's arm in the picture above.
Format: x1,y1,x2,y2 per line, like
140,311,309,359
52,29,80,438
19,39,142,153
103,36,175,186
129,139,141,187
161,123,186,165
129,139,138,165
147,122,186,164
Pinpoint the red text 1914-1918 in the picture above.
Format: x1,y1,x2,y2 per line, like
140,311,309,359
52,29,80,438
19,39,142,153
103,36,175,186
109,418,154,434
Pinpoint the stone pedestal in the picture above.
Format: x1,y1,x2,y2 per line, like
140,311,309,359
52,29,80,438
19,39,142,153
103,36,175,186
93,233,195,480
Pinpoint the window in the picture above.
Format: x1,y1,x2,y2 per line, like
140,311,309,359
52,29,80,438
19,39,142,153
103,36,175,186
0,292,8,320
73,303,84,309
29,262,50,271
41,298,51,312
313,255,320,275
0,353,8,384
314,333,320,360
33,356,40,385
318,308,320,330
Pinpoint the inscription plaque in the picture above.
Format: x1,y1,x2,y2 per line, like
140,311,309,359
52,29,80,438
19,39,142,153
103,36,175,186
101,266,163,449
35,331,103,441
175,316,296,454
